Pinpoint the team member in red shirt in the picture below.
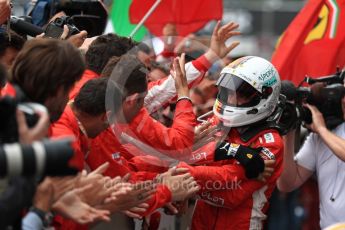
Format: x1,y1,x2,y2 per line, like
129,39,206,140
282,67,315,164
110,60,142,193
51,78,199,218
69,34,138,99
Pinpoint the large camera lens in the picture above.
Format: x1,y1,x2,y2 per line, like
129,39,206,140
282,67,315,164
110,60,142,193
43,139,78,176
0,139,78,178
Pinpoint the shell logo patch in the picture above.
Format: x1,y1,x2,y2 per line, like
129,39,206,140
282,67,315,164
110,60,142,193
246,153,253,159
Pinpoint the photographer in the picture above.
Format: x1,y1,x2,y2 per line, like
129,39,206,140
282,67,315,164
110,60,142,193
277,84,345,228
304,103,345,161
44,12,88,48
7,38,85,122
0,38,84,228
0,106,50,229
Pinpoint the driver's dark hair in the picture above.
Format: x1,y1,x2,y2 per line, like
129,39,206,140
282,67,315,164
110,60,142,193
74,78,122,116
85,33,138,74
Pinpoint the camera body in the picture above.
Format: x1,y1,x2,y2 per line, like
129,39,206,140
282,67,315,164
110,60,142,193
30,0,108,37
0,85,48,143
44,16,80,38
281,70,345,130
0,96,44,144
296,84,344,127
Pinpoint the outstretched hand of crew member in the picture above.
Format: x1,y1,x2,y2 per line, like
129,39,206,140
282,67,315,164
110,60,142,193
171,53,189,98
205,21,241,63
52,184,110,224
99,180,155,215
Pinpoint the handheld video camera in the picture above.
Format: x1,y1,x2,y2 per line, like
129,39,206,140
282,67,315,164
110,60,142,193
44,16,80,38
281,69,345,130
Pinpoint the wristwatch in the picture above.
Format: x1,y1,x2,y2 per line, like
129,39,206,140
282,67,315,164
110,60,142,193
29,206,54,228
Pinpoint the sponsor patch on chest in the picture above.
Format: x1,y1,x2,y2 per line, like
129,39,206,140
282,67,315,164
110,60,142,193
260,147,276,160
263,133,275,143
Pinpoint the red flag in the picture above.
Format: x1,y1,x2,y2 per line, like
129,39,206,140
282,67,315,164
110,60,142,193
271,0,345,85
129,0,223,36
